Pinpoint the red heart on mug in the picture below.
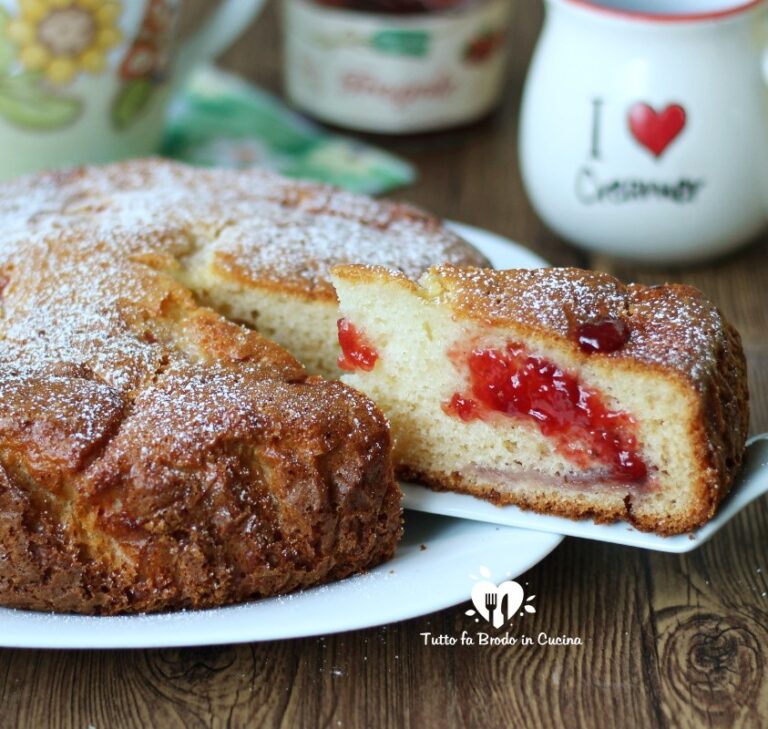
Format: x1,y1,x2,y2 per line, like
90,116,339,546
628,103,686,158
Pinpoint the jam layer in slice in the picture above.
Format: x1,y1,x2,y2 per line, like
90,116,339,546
443,342,648,483
337,318,379,372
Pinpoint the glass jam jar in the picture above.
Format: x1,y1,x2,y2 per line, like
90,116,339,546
283,0,514,133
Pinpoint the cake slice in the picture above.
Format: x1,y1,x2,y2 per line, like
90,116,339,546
330,264,749,535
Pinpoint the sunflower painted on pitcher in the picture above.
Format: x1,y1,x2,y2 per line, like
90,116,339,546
7,0,122,85
0,0,123,130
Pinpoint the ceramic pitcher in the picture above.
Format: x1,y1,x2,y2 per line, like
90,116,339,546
0,0,265,180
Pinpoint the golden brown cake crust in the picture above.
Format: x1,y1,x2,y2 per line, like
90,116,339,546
0,160,404,615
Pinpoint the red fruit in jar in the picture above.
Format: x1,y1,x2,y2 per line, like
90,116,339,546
313,0,467,13
464,31,503,63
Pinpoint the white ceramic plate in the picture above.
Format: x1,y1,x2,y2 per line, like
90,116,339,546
0,222,561,649
401,433,768,553
448,221,549,269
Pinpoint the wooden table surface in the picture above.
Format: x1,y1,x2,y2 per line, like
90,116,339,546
2,3,767,728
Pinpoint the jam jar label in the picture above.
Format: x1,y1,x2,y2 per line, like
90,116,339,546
283,0,513,133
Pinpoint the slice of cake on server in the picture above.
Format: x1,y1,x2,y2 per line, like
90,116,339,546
330,263,749,536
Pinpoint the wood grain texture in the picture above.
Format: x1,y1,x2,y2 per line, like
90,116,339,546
1,2,766,728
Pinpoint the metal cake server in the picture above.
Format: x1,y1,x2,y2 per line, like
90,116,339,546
400,433,768,553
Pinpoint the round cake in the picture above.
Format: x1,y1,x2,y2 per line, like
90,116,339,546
0,158,493,614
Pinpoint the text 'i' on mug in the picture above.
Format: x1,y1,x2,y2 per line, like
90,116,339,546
519,0,768,263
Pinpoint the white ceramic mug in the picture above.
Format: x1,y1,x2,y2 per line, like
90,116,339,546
0,0,265,180
519,0,768,263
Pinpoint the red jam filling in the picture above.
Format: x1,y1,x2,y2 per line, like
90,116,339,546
444,393,479,422
314,0,469,14
576,317,630,354
337,318,379,372
443,342,648,483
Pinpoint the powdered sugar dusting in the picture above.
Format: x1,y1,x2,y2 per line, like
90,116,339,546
0,159,481,402
0,159,392,466
432,265,731,386
211,206,485,297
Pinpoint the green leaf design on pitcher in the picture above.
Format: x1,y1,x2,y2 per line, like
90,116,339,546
112,78,154,129
371,30,429,57
0,74,82,130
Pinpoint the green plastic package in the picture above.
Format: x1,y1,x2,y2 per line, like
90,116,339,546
162,66,415,194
